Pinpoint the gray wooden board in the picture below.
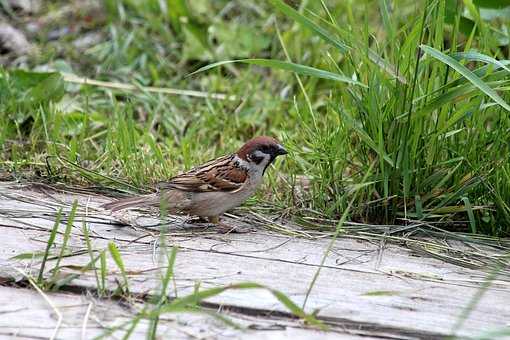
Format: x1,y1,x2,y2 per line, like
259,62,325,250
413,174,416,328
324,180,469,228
0,285,363,340
1,182,509,339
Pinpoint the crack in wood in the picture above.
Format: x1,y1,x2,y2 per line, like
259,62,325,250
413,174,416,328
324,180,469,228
0,276,450,340
2,183,509,339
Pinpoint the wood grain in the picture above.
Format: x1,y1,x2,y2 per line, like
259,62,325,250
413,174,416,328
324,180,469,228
0,182,509,339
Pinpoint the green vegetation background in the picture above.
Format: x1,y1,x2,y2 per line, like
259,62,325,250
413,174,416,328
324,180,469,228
1,0,510,236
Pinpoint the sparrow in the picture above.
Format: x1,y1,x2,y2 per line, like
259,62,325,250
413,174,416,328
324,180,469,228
102,136,287,225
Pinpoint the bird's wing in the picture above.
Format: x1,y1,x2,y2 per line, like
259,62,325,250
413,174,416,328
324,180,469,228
160,155,248,193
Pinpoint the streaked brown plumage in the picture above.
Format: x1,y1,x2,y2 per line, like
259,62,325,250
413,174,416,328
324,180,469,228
102,136,287,224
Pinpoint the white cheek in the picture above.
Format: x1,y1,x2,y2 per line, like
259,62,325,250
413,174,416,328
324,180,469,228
233,155,250,169
247,151,271,184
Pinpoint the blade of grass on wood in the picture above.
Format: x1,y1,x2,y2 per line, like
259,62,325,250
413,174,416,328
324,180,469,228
38,208,62,284
108,242,130,294
51,200,78,283
153,282,322,327
82,220,101,292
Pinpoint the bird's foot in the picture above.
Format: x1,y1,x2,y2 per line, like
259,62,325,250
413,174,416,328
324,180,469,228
207,216,254,234
181,216,209,226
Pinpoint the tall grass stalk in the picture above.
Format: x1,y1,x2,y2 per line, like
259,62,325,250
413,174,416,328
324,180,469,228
196,0,510,235
50,200,78,284
38,208,62,285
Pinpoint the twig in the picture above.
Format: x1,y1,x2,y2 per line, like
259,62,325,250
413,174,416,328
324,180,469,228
62,73,236,101
81,302,93,340
14,268,62,340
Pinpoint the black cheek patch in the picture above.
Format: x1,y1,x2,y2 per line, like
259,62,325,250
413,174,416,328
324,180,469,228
262,155,278,175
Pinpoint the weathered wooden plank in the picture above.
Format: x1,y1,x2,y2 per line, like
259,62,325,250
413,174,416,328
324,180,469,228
1,182,504,284
0,285,147,339
1,286,363,340
1,183,509,339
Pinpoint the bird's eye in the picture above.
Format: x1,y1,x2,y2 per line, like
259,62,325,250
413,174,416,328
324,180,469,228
250,151,265,164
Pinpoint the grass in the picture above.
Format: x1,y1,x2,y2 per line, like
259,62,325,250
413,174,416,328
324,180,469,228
1,0,510,237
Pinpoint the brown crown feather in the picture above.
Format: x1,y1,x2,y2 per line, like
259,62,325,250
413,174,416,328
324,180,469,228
236,136,281,160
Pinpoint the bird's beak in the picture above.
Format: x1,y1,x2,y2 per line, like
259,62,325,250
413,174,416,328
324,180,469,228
276,145,288,156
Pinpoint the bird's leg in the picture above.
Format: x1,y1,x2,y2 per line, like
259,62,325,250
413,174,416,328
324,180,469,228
208,216,220,224
194,216,209,223
179,216,207,228
208,215,252,234
207,215,233,233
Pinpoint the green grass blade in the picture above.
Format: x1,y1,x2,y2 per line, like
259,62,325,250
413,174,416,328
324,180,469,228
378,0,396,44
100,250,107,293
38,208,62,284
462,197,477,233
160,247,177,300
268,0,349,53
124,315,142,340
368,49,407,84
11,251,46,260
82,220,101,292
151,282,321,326
340,111,394,166
420,45,510,112
451,51,510,73
163,286,227,310
268,288,322,326
190,59,367,87
108,242,130,294
147,246,178,339
412,83,479,119
51,200,78,284
451,255,509,334
415,195,423,220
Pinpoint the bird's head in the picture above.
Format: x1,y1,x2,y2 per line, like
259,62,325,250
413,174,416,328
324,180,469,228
236,136,287,174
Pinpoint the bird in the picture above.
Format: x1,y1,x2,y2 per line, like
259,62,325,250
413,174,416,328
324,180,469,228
102,136,288,226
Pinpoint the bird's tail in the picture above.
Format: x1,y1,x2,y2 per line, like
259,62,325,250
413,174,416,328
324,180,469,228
101,194,158,212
